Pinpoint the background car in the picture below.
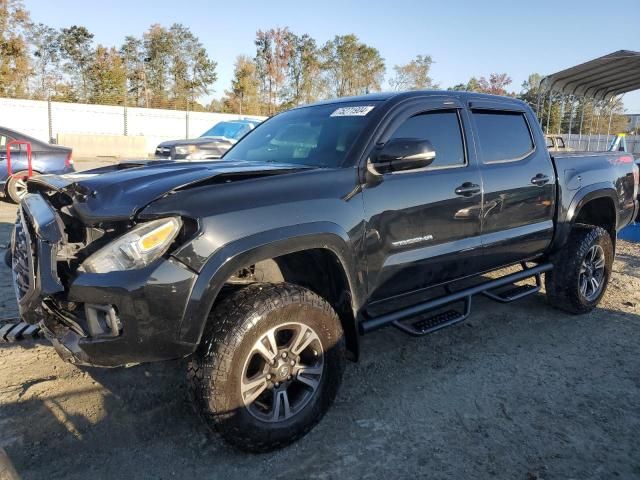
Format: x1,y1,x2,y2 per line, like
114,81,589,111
0,126,74,203
155,119,261,160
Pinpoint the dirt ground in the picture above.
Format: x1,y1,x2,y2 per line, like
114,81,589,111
0,160,639,479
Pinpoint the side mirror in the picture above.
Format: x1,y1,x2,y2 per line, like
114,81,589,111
370,138,436,174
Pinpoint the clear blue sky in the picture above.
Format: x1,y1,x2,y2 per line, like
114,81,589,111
27,0,640,112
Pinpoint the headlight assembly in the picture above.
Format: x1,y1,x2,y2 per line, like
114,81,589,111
175,145,197,155
80,217,182,273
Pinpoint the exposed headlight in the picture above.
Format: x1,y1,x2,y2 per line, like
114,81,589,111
80,217,182,273
186,150,217,160
175,145,197,155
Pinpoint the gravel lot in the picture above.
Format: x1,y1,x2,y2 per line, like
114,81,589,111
0,159,639,479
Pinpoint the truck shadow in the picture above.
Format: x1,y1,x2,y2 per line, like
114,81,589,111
2,294,639,479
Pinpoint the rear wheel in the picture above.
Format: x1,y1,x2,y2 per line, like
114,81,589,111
546,225,613,314
6,171,30,204
188,283,345,452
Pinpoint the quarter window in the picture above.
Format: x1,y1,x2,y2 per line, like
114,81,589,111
472,110,534,162
389,109,466,168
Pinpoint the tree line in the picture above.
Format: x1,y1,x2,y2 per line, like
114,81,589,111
0,0,628,132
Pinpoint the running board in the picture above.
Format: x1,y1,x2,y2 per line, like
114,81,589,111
359,263,553,336
482,263,542,303
393,297,471,337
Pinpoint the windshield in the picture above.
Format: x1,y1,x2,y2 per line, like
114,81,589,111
223,101,380,167
201,122,252,140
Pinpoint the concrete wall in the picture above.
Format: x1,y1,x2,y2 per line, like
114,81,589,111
0,97,265,156
57,134,147,158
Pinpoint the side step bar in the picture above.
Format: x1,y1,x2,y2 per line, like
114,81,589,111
359,263,552,335
482,262,543,303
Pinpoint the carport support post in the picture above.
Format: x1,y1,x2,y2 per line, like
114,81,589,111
578,98,585,149
545,93,552,134
594,103,602,151
587,101,596,151
535,89,544,122
567,97,575,148
606,97,615,141
557,96,565,135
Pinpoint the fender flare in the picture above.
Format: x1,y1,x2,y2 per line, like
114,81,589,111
177,221,364,347
552,183,619,251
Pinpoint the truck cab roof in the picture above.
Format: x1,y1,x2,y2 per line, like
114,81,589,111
301,90,528,110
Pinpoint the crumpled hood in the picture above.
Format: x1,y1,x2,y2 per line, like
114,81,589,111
28,160,312,225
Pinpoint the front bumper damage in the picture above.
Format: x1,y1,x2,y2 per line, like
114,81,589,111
11,193,199,367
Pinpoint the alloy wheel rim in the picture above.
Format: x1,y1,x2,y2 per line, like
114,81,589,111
579,244,606,302
241,322,324,423
14,177,27,199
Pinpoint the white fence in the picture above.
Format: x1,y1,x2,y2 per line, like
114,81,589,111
559,134,640,153
0,98,264,155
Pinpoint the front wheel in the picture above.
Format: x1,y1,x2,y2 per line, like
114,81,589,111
188,283,345,452
546,225,613,314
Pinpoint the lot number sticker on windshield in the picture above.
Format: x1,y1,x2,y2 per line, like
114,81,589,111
330,105,375,117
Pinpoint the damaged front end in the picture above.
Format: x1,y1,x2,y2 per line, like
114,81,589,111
11,160,313,366
11,179,198,367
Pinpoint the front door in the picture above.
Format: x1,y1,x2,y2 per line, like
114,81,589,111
362,99,483,309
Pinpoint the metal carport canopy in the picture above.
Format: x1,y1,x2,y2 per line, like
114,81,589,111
540,50,640,100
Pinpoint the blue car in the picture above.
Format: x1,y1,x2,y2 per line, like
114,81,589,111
0,126,74,203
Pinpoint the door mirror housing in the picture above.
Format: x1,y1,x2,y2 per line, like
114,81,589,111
370,138,436,174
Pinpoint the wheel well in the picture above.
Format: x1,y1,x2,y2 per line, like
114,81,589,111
574,197,617,240
225,249,359,361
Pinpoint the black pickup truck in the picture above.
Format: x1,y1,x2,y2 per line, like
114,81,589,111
11,91,639,452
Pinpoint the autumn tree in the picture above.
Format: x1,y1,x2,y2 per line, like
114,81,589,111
477,73,512,95
320,34,385,97
30,23,61,99
59,25,95,101
120,35,148,107
223,55,260,114
143,24,173,107
0,0,30,97
255,27,295,114
140,23,216,109
286,33,323,106
389,55,436,91
168,23,217,109
86,45,126,104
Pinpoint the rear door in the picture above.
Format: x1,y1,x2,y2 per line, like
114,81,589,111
469,101,556,266
362,98,484,305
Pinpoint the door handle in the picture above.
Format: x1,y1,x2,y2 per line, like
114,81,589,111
455,182,481,197
531,174,550,186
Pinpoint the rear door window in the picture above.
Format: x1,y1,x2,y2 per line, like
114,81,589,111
472,110,534,162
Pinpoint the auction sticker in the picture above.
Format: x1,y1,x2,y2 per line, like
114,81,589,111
330,105,375,117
